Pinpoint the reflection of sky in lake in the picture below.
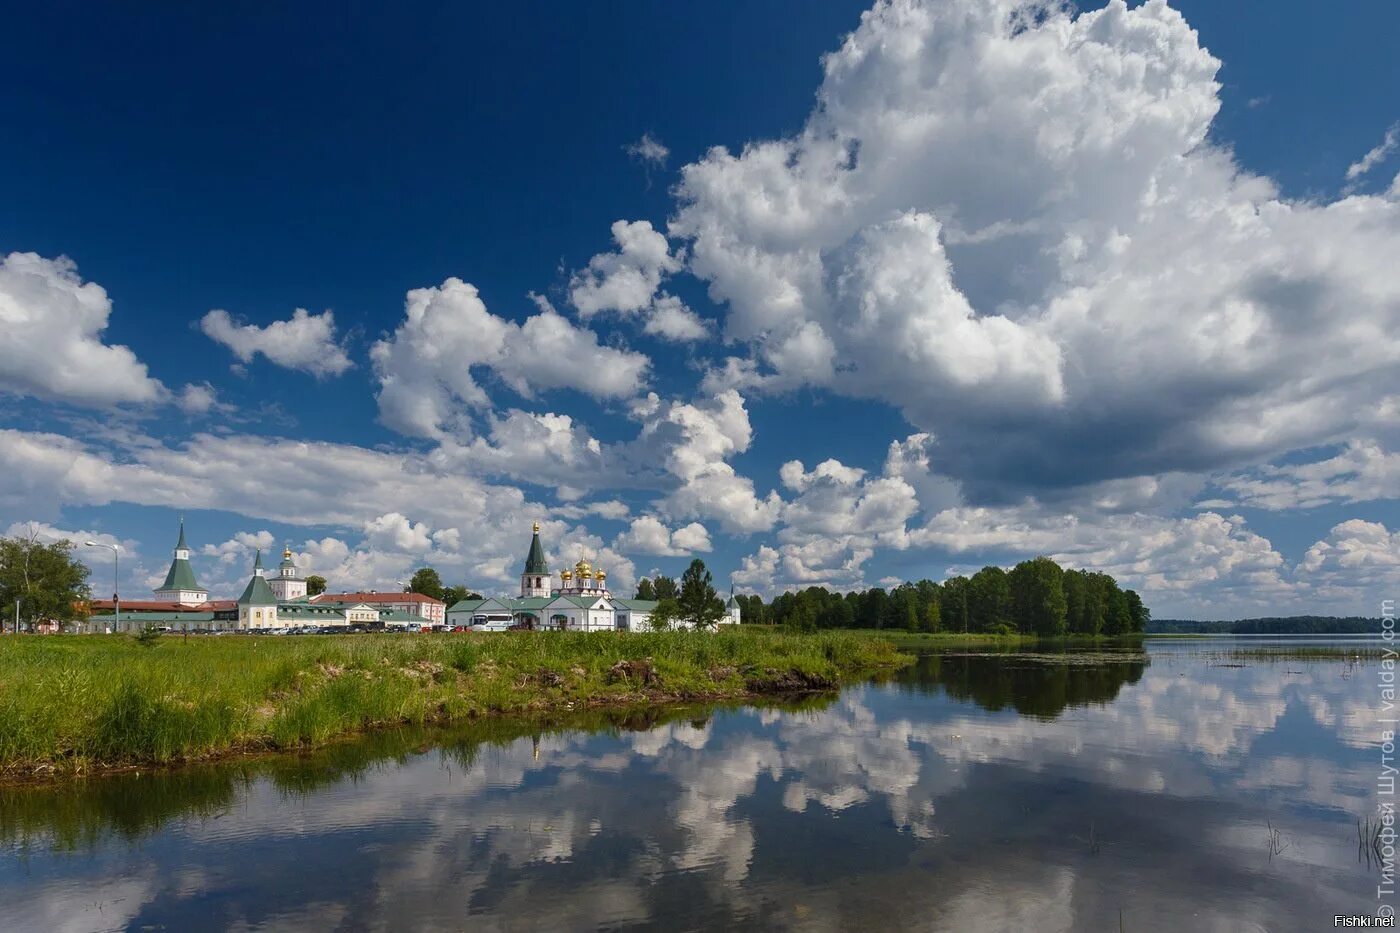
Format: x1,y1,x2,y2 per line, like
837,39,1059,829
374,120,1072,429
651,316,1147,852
0,641,1384,931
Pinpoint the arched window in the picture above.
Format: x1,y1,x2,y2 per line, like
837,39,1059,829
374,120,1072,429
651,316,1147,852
551,614,569,630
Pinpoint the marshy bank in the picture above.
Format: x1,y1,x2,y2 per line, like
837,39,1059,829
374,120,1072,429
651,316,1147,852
0,630,908,781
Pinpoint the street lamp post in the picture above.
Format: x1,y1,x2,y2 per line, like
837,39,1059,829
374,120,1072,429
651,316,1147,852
85,542,120,634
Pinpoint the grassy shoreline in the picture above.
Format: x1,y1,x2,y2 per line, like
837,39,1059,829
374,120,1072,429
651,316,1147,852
0,630,908,782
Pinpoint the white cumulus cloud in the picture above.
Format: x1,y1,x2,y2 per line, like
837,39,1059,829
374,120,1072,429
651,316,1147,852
670,0,1400,504
614,515,712,556
0,252,165,407
371,278,650,438
200,307,353,377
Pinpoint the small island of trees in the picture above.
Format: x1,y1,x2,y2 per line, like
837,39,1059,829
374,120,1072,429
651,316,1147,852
714,557,1149,637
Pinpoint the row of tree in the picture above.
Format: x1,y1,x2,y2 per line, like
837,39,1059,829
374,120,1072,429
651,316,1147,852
1149,616,1376,635
638,560,729,630
727,557,1148,636
402,567,481,607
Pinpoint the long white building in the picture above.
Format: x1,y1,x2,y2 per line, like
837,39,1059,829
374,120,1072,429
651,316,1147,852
446,523,741,632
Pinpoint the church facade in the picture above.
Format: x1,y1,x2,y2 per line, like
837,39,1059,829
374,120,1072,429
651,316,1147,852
446,523,742,632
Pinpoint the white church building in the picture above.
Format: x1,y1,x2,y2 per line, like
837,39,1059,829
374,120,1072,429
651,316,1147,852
446,523,742,632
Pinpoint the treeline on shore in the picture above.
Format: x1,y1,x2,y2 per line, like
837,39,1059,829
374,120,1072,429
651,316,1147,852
1148,616,1377,635
717,557,1149,637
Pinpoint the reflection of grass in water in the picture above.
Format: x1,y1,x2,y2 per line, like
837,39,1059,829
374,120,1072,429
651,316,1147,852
1358,813,1387,868
0,695,833,851
0,631,898,780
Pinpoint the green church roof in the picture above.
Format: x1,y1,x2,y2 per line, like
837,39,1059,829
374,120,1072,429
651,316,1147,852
158,558,201,593
238,550,277,605
238,574,277,606
523,524,549,575
157,520,201,593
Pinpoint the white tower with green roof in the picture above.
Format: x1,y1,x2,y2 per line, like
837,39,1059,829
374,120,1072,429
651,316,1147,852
520,522,551,598
154,518,208,605
269,544,308,602
237,549,279,629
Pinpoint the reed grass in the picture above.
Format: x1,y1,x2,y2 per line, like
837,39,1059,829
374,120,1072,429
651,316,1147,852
0,629,907,779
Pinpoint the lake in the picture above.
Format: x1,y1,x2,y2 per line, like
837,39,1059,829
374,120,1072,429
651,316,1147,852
0,638,1387,931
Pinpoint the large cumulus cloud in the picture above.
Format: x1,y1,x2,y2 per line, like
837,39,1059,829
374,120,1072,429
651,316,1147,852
672,0,1400,501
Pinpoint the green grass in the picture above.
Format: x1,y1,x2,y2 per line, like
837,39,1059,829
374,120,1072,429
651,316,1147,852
0,630,907,779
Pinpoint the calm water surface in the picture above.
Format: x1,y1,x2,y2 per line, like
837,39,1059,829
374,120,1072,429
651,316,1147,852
0,639,1385,931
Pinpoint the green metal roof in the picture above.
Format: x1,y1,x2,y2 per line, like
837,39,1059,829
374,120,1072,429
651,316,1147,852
447,599,487,613
511,597,554,610
379,609,431,623
523,528,549,575
176,518,188,551
157,557,201,593
613,599,659,611
238,556,277,606
277,604,345,620
90,611,216,623
552,595,607,609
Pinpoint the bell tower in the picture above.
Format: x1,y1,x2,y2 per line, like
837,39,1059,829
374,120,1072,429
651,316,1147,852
520,522,551,597
269,543,308,601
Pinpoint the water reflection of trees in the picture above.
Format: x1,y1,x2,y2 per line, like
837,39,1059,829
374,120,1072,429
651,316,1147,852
0,694,839,851
898,652,1148,720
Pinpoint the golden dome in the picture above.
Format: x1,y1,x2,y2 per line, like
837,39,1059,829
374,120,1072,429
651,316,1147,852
560,569,573,581
575,558,592,578
595,567,607,581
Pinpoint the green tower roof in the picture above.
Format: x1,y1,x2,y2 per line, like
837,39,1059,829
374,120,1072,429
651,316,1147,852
157,520,201,593
238,550,277,605
523,523,549,575
237,574,278,606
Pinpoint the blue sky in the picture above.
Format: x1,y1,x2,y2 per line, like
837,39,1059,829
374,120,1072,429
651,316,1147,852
1,0,1397,618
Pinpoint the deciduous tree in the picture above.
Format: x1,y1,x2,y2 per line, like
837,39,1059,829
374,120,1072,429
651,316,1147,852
408,567,445,601
0,531,91,632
